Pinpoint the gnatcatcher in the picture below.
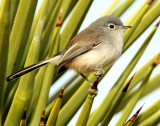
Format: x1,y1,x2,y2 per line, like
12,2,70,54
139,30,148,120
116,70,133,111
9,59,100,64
7,16,131,83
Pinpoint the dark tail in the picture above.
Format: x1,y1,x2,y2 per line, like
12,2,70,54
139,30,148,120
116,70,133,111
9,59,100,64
6,59,50,81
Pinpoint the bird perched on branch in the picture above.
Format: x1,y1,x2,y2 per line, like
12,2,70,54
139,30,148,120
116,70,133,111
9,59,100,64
7,15,131,84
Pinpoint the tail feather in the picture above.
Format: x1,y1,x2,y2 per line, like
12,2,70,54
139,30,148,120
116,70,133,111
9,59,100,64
6,59,50,81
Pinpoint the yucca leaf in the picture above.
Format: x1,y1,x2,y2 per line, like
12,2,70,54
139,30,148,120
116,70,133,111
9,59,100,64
47,74,79,105
29,25,60,126
0,0,11,125
40,0,62,59
133,99,160,126
100,74,135,126
45,75,83,120
19,5,42,69
4,0,47,124
122,51,160,94
115,55,159,126
10,0,20,28
123,1,160,51
125,0,152,26
61,76,86,107
55,75,94,126
102,0,120,16
3,79,19,123
6,0,38,76
124,105,144,126
59,0,94,51
135,111,160,126
39,106,45,126
76,78,99,126
111,0,135,17
30,25,61,121
19,107,26,126
21,0,58,68
22,0,50,120
124,0,154,44
27,67,46,120
46,87,64,126
45,0,57,27
116,72,160,113
61,0,79,23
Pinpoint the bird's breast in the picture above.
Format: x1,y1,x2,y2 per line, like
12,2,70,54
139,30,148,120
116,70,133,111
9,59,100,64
66,41,123,73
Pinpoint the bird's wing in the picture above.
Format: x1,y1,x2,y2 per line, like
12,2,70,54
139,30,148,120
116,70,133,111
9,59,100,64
56,41,101,72
55,26,103,72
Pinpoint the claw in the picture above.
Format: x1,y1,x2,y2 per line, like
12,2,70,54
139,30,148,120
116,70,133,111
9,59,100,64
95,69,104,78
88,89,98,99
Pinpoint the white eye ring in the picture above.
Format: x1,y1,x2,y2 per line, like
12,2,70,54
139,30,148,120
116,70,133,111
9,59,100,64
108,23,115,29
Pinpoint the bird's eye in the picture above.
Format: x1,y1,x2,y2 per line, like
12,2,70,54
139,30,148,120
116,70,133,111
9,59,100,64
109,24,115,29
107,23,116,30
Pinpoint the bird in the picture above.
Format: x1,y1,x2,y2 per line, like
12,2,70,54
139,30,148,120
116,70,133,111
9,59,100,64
6,15,131,83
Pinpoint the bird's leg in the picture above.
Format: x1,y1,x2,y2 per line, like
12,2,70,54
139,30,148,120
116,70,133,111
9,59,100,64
79,73,93,86
79,73,98,98
95,67,104,78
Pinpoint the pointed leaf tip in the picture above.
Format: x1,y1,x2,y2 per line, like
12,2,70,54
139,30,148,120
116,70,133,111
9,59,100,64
59,86,65,98
148,0,154,5
122,73,135,92
22,106,27,120
135,103,145,116
155,20,160,27
39,107,45,126
125,104,144,125
152,53,160,67
91,77,99,89
56,9,62,27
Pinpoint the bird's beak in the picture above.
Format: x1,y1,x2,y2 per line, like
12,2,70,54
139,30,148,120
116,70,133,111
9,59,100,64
122,26,132,29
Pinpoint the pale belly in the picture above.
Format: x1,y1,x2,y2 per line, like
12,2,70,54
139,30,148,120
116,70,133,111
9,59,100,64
65,43,122,74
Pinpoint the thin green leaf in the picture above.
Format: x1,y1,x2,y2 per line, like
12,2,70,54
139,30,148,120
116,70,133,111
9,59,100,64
4,0,47,124
123,1,160,51
19,107,26,126
115,55,159,126
124,0,154,44
29,26,60,126
76,78,99,126
10,0,20,28
102,0,120,16
46,87,64,126
6,0,38,76
111,0,135,17
45,75,83,120
40,0,62,59
61,0,79,23
116,72,160,113
125,0,152,26
100,74,135,126
133,99,160,126
59,0,94,51
55,76,94,126
124,105,144,126
47,74,79,105
0,0,11,125
137,111,160,126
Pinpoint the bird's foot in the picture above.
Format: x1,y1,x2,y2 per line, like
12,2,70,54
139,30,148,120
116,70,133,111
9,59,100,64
95,69,104,78
88,89,98,99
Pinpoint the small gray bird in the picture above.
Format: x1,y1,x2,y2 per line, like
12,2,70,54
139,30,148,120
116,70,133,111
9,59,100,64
7,16,131,83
